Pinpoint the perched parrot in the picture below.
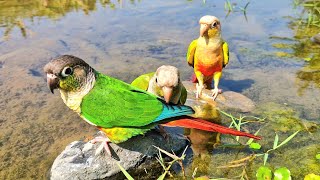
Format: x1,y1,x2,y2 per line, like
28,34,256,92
44,55,260,155
187,15,229,100
131,65,187,105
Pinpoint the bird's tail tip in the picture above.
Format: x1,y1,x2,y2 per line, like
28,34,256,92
163,117,262,140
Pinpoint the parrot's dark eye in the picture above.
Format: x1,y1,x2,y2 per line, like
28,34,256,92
211,22,217,28
61,67,73,77
155,78,158,83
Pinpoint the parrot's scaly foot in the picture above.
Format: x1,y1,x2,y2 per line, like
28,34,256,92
196,83,204,99
211,88,220,100
90,136,112,156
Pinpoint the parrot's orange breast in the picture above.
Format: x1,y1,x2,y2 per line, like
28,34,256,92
194,46,223,76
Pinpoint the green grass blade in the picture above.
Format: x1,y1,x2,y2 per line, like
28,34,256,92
308,11,312,26
153,146,179,160
116,162,134,180
273,133,279,149
157,172,167,180
263,153,269,165
244,2,250,9
302,3,315,7
155,156,165,170
246,129,261,145
275,131,299,149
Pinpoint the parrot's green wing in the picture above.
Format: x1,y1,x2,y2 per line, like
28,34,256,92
222,41,229,67
80,72,193,128
179,85,187,105
131,72,155,90
187,39,197,67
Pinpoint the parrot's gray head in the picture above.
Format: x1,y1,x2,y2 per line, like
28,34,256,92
44,55,94,93
154,65,181,103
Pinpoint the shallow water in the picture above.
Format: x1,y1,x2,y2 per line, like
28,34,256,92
0,0,319,179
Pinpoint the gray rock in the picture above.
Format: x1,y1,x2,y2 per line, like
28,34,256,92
50,131,187,180
183,81,255,113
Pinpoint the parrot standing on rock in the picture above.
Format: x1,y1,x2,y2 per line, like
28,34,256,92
44,55,259,155
131,65,187,105
187,15,229,100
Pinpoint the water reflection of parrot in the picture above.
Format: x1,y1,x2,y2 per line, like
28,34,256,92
131,65,187,105
44,55,259,155
187,15,229,100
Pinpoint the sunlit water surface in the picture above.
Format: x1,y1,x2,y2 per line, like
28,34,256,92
0,0,319,179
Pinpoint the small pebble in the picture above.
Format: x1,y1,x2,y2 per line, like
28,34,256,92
311,33,320,44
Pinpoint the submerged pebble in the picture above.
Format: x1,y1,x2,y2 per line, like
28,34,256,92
311,33,320,44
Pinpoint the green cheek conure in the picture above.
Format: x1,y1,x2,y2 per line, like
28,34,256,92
187,15,229,100
44,55,260,155
131,65,187,105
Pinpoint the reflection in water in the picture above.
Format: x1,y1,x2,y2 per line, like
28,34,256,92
296,60,320,95
271,1,320,92
184,105,221,176
290,23,320,93
0,0,137,39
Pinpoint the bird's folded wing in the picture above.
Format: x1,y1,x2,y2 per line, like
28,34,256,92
187,39,198,67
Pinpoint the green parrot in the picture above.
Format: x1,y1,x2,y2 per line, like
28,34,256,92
131,65,187,105
187,15,229,100
44,55,260,155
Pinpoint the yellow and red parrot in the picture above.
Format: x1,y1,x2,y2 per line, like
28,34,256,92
187,15,229,100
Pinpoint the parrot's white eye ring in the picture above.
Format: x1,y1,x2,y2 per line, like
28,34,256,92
61,67,73,77
211,22,217,28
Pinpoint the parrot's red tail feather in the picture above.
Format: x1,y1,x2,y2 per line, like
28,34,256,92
162,118,261,140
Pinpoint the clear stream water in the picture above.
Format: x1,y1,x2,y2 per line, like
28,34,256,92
0,0,319,179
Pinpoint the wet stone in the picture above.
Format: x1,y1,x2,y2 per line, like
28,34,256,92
183,81,255,113
50,131,187,180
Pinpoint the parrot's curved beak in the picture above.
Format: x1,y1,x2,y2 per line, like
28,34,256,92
162,86,173,104
200,24,210,37
46,73,59,94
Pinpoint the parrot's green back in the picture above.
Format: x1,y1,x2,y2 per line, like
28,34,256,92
131,72,155,91
80,72,163,128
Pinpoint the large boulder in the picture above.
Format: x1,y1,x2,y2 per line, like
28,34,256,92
50,130,187,180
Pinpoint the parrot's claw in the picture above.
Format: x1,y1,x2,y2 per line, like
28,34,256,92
196,83,204,99
90,136,112,156
211,88,220,100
